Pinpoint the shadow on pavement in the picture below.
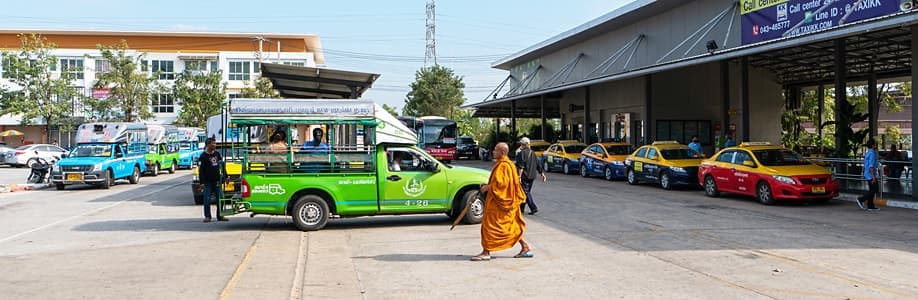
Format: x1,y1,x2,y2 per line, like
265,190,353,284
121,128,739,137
71,217,291,232
322,215,454,231
351,253,470,262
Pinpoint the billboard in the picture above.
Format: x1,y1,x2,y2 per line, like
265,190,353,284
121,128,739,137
741,0,918,45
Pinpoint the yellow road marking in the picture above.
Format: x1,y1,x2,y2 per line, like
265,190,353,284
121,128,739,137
220,241,259,300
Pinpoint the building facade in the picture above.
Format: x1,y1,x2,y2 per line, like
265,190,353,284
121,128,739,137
0,29,323,145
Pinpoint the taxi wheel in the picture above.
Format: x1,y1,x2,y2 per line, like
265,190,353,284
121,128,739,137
563,162,571,174
704,175,720,197
543,161,551,173
129,166,140,184
604,167,614,181
660,172,672,190
627,169,638,185
580,165,589,177
292,195,329,231
168,160,176,174
757,182,776,205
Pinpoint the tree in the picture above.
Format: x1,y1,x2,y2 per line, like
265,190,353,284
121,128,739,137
93,40,158,122
403,65,465,118
381,104,399,116
0,34,77,142
174,71,226,128
239,77,278,98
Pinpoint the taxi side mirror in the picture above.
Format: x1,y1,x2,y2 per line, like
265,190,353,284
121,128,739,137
742,160,756,167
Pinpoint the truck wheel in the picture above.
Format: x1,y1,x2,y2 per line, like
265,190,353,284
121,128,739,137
101,170,113,189
56,183,65,190
151,163,159,176
461,190,484,224
129,166,140,184
168,160,176,174
292,195,329,231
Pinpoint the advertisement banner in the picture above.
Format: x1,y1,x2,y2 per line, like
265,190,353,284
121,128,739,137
741,0,917,45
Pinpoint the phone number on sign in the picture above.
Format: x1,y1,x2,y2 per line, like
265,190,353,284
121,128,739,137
758,20,791,33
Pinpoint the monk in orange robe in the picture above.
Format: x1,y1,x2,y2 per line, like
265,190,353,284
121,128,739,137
471,142,533,261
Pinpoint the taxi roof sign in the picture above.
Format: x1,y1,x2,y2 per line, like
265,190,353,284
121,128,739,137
651,141,680,145
739,142,773,147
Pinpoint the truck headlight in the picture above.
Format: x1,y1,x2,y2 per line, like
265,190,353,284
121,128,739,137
772,175,796,185
670,167,686,173
92,163,102,171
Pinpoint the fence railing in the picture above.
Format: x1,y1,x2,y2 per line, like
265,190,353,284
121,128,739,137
806,157,913,199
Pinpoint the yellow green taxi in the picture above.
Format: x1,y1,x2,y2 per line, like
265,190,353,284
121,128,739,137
579,141,634,180
528,139,551,158
697,142,839,205
624,141,703,189
541,140,588,174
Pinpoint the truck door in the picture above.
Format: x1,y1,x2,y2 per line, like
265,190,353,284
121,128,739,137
380,147,449,213
112,144,128,178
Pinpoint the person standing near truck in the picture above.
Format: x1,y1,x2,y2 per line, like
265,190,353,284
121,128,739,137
199,137,228,222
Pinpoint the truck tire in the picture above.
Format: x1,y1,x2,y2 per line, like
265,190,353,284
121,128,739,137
56,183,65,190
291,195,329,231
101,170,113,189
168,160,176,174
461,190,484,225
151,163,160,176
129,166,140,184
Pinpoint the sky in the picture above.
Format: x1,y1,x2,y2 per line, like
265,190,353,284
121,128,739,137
0,0,631,112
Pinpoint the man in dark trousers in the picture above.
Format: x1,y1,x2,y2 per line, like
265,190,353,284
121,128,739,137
515,137,547,215
856,138,881,211
198,137,228,222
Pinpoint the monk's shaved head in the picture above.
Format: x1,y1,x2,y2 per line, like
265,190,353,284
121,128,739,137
494,142,509,159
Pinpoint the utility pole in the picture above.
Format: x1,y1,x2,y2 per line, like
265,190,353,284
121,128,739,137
425,0,437,66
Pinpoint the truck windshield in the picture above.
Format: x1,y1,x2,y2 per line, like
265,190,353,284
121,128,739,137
70,145,112,157
179,141,193,150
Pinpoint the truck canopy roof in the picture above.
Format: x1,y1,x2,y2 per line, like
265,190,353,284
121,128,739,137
76,122,148,144
147,124,179,144
228,99,417,145
176,127,204,142
207,113,268,144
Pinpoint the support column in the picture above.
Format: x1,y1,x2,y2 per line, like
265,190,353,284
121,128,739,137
645,75,653,144
540,95,547,140
494,118,500,141
741,56,750,142
834,39,847,157
868,70,879,141
584,86,592,144
560,114,567,140
911,25,917,200
721,60,730,146
511,101,517,142
817,85,825,144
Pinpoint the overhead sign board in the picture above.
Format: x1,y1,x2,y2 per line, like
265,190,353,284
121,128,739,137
741,0,917,45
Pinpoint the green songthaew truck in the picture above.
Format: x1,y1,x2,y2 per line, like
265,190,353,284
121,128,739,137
217,99,489,231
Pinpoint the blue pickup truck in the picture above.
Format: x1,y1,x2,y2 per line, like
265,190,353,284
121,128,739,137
176,127,204,169
50,122,149,190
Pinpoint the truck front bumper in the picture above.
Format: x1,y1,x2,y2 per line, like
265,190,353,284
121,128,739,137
50,170,109,185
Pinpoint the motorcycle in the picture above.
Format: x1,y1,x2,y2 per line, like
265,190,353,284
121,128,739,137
27,151,58,184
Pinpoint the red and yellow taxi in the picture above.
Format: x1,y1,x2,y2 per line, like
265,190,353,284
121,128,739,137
579,141,634,180
541,140,588,174
624,141,703,189
697,142,839,205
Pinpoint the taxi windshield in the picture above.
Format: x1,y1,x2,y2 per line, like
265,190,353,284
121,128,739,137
604,145,634,155
752,149,809,166
70,144,112,157
660,148,701,159
563,145,587,154
530,144,550,152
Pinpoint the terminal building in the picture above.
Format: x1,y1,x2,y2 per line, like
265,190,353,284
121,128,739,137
0,29,324,144
468,0,917,199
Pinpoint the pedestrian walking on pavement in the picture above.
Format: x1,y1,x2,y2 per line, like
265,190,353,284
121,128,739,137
514,137,546,215
857,138,881,211
198,137,228,222
471,142,533,261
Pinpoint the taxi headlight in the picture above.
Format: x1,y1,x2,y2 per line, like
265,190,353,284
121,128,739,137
612,160,624,166
772,175,796,185
671,167,686,173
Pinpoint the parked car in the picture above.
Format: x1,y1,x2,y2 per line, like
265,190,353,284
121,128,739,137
4,144,69,167
0,143,14,165
456,136,480,160
579,141,634,180
698,142,839,205
624,141,703,189
541,140,588,174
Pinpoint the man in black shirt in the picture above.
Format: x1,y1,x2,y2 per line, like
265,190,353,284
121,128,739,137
515,137,547,215
198,137,228,222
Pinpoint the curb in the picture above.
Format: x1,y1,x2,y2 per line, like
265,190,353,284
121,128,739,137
0,183,51,193
838,192,918,210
